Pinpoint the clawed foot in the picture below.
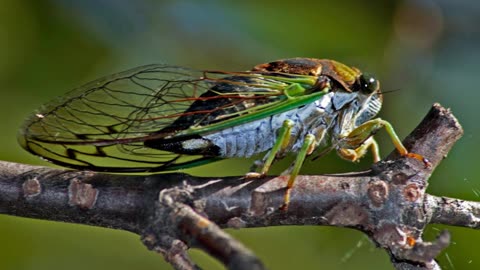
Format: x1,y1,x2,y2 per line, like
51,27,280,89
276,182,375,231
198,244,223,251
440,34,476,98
279,203,289,211
279,187,292,211
404,152,431,168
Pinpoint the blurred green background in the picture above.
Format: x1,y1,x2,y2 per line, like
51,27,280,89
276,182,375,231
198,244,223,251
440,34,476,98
1,0,478,269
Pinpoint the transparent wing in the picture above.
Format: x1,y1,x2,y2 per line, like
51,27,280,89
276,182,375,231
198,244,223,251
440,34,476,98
19,64,299,172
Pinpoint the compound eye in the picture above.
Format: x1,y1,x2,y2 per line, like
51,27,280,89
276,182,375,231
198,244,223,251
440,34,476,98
359,74,379,94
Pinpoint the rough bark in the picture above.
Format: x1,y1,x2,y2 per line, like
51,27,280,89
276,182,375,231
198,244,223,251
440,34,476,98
0,104,470,270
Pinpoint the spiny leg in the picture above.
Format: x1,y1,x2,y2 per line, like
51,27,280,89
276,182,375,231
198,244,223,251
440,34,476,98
381,119,429,165
281,134,316,210
246,119,294,178
338,137,381,163
339,118,430,166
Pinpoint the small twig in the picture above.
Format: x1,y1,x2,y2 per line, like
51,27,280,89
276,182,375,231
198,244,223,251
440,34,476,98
143,184,264,270
426,195,480,229
0,103,471,270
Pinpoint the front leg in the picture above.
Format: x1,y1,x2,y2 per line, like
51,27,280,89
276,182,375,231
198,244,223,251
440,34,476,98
338,118,429,166
338,137,380,163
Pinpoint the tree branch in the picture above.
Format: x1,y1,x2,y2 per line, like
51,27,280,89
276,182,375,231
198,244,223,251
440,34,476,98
0,103,470,269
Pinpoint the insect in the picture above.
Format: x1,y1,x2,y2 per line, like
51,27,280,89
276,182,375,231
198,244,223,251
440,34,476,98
18,58,428,208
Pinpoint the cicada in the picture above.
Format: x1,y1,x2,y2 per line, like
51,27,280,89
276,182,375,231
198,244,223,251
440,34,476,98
19,58,428,207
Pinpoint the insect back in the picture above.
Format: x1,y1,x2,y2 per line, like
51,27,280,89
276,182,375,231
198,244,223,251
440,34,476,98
18,60,323,172
143,74,282,157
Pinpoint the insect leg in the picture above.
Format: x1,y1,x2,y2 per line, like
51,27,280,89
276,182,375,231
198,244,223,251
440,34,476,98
246,119,295,178
338,137,380,163
339,118,430,166
281,133,316,210
369,138,380,162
